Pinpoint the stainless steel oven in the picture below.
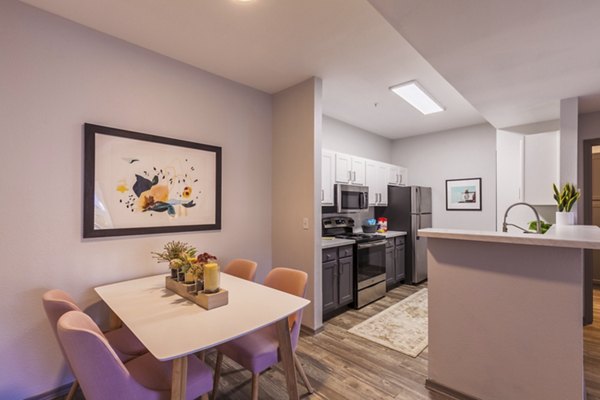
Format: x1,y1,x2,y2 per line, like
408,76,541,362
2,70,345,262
335,184,369,213
355,239,387,308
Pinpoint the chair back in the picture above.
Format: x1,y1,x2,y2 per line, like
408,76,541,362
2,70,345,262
264,267,308,350
223,259,258,281
42,290,82,354
57,311,153,400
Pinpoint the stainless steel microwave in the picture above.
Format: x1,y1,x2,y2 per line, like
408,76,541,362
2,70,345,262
335,184,369,213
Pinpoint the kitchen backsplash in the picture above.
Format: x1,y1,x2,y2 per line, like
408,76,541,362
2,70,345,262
321,208,376,234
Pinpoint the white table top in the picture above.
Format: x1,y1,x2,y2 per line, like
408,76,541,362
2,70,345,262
419,225,600,249
95,273,310,361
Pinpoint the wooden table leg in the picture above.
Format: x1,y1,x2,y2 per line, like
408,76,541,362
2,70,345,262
171,356,188,400
276,318,299,400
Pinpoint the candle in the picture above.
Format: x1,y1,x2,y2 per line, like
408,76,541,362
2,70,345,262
203,263,220,294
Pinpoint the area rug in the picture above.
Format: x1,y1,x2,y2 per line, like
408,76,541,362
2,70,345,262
348,288,428,357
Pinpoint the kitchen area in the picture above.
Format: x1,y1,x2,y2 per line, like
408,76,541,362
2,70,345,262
320,134,431,319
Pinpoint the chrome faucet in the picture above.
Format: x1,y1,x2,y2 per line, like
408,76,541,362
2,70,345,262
502,202,542,233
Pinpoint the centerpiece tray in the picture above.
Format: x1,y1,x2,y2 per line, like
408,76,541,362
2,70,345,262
165,277,228,310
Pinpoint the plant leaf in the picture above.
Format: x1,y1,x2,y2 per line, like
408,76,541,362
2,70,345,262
133,174,153,197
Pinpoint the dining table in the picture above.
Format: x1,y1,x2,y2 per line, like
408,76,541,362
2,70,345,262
95,272,311,400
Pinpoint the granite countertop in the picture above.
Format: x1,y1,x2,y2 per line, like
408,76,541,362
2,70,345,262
419,225,600,249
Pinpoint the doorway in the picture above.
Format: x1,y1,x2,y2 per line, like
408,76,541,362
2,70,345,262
584,139,600,325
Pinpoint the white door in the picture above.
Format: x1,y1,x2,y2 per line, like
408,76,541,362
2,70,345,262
365,160,378,206
335,153,352,183
388,165,400,185
351,157,366,185
322,150,335,205
377,163,388,205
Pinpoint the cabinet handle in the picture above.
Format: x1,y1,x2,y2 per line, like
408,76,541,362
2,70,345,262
321,189,324,201
399,173,402,184
348,170,352,182
353,171,356,181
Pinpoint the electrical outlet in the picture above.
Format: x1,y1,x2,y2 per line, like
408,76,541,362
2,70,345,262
302,217,309,230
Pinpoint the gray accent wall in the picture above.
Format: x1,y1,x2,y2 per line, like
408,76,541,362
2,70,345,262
391,123,497,230
0,2,272,398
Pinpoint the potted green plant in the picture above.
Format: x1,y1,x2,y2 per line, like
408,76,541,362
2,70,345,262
152,241,197,280
552,183,580,226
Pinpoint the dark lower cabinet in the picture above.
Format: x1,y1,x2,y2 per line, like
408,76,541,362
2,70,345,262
385,236,406,288
322,245,354,318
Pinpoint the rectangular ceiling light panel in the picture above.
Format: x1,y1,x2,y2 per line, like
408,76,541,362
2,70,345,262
390,80,445,115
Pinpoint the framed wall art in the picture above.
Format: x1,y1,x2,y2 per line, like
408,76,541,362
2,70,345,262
83,123,221,238
446,178,482,211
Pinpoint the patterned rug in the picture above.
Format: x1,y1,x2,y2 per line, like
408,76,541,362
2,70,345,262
349,288,428,357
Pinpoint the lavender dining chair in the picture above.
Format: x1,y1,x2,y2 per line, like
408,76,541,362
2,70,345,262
212,267,314,400
57,310,213,400
223,259,258,281
42,289,147,400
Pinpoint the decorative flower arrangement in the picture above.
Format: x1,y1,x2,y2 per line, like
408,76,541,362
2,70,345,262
152,241,217,284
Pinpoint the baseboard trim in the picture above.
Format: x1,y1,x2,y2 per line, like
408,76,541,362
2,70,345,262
24,382,73,400
301,324,324,335
425,379,481,400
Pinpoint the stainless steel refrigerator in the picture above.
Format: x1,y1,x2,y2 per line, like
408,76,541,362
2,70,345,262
376,186,432,284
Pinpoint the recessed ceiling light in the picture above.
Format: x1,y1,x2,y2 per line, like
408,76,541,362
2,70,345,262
389,80,445,115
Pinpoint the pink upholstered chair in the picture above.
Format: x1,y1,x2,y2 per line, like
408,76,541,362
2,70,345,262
57,310,213,400
212,267,313,400
223,258,258,281
42,289,147,399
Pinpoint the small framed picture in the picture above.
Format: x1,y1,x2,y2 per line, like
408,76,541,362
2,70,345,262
446,178,482,211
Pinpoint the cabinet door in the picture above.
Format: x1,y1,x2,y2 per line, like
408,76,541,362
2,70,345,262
365,160,378,206
338,256,354,306
385,246,395,287
398,167,408,186
335,153,352,183
351,157,366,185
322,260,338,314
394,243,406,282
321,150,335,205
377,163,388,205
388,165,400,185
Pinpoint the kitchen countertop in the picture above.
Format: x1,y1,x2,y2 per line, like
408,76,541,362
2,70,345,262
321,237,355,249
419,225,600,249
379,230,407,238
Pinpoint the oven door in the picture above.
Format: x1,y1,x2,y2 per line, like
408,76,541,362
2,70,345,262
336,184,369,213
356,240,387,290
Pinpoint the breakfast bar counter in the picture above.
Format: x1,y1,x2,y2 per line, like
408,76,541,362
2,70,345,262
419,226,600,400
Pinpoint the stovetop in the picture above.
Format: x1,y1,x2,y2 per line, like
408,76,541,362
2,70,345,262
332,233,386,243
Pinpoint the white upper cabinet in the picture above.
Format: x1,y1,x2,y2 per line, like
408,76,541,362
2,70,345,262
523,131,559,205
335,153,365,185
388,165,408,186
365,160,389,206
321,150,335,205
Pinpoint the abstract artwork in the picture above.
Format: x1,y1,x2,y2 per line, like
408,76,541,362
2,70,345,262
83,124,221,238
446,178,482,211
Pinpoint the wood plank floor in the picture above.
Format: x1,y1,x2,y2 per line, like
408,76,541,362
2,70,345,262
60,285,600,399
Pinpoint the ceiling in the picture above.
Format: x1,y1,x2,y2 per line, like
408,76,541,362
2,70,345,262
20,0,600,138
19,0,485,139
368,0,600,129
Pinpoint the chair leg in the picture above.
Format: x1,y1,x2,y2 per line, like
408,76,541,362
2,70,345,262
251,373,259,400
211,351,223,400
65,380,79,400
294,354,314,393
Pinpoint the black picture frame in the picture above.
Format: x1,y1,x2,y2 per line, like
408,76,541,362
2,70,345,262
83,123,222,238
445,178,482,211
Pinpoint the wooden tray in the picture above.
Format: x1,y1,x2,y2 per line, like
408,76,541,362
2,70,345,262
165,277,228,310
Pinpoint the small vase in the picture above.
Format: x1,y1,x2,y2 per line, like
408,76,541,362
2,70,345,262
177,270,185,282
184,271,196,284
170,268,178,279
555,211,575,226
196,278,204,293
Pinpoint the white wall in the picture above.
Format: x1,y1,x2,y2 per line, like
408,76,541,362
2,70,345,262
561,97,579,220
272,78,322,331
391,123,497,230
0,2,272,398
578,110,600,220
322,115,393,163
